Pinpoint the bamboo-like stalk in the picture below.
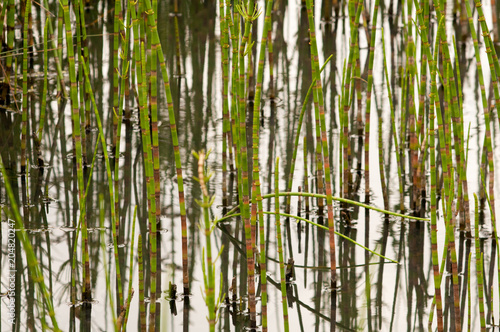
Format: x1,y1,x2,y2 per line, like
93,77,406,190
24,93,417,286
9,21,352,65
5,0,14,84
80,55,124,311
303,136,309,214
141,0,190,295
38,17,49,142
405,0,420,213
196,151,216,331
306,2,351,329
467,251,471,332
364,0,380,206
381,28,404,211
21,0,30,175
98,194,117,329
472,0,498,233
235,1,258,327
275,157,289,332
122,205,138,331
445,166,461,332
148,0,161,233
138,235,146,331
474,194,486,331
61,0,92,320
429,20,444,331
251,3,274,328
341,0,362,203
285,55,333,213
220,0,230,209
138,40,158,332
416,0,428,144
378,120,388,211
78,0,90,132
114,4,132,262
112,0,121,148
0,2,6,47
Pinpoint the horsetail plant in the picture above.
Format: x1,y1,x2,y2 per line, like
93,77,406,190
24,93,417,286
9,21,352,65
61,0,91,319
235,1,260,327
274,157,289,332
194,150,224,332
474,194,486,331
306,0,348,328
364,0,380,206
141,0,190,296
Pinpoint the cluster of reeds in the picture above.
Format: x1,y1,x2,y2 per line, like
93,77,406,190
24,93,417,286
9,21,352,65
2,0,500,331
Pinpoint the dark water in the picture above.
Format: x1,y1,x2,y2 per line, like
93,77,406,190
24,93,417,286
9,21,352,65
1,0,499,331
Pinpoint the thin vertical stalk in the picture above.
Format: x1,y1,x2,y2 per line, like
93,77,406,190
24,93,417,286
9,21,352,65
38,17,49,142
197,151,216,331
61,0,91,318
306,1,345,329
381,28,404,211
472,0,498,233
138,235,146,331
429,26,444,330
122,206,138,331
251,1,274,328
474,194,486,331
364,0,380,205
80,55,123,311
21,0,30,175
5,0,14,84
141,0,190,295
275,157,289,332
235,1,257,326
220,0,230,208
138,41,158,332
285,55,333,213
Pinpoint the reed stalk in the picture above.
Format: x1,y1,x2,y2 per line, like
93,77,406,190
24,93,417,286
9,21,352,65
252,2,273,317
99,194,117,329
138,235,146,331
80,55,123,310
472,0,498,234
381,28,404,211
429,20,444,331
141,0,190,295
38,17,49,142
61,0,91,319
474,193,486,331
303,136,309,214
114,4,132,259
285,55,333,214
364,0,380,206
305,1,344,328
138,41,158,332
195,151,216,331
220,0,230,208
21,0,30,175
122,205,138,331
275,157,289,332
5,0,14,84
235,1,258,326
467,251,471,332
112,0,122,148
